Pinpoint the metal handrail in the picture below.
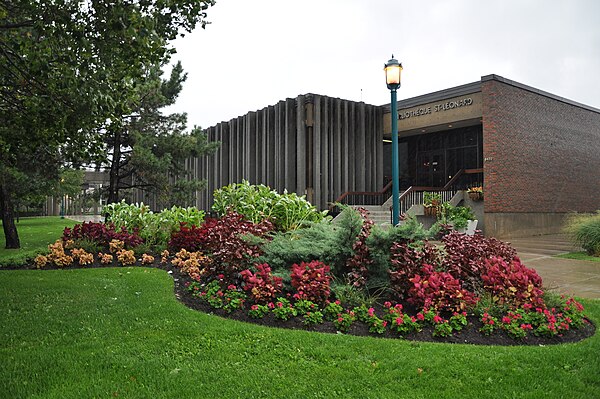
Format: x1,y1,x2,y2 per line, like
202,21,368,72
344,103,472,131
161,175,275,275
330,168,483,212
397,168,483,214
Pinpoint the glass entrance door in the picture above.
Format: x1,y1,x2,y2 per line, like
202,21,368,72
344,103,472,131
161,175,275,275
416,150,445,187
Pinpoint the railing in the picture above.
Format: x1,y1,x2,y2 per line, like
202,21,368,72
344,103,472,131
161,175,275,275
398,168,483,214
330,168,483,216
331,180,393,209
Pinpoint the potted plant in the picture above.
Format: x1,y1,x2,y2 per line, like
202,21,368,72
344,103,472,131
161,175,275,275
438,203,478,235
423,192,442,217
467,186,483,201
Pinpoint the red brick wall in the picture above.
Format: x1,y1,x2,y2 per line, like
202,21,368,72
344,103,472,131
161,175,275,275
482,78,600,213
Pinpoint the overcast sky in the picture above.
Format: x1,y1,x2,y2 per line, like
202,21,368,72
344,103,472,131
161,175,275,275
165,0,600,129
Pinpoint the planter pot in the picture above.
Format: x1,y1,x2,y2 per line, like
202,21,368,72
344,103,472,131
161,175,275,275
456,220,478,236
424,206,438,217
468,192,483,201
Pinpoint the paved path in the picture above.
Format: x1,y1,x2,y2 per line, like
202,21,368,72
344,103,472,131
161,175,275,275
508,234,600,299
65,215,104,223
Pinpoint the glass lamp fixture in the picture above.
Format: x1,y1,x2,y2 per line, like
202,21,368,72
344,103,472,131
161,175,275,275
384,56,402,90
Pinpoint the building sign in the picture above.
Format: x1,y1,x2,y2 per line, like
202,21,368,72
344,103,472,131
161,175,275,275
399,97,474,120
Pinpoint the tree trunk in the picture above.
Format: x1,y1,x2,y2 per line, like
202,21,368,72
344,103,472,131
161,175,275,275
0,185,20,249
107,130,122,205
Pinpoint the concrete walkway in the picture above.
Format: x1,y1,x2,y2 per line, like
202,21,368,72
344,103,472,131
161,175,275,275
65,215,104,223
508,234,600,299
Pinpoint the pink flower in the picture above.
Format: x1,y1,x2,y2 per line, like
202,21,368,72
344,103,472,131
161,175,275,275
520,324,533,330
218,274,224,280
276,302,283,308
417,313,425,321
251,305,259,311
395,317,403,326
337,317,344,323
227,284,237,290
335,300,341,305
395,304,403,311
410,316,417,323
523,303,532,310
502,316,511,324
382,321,388,327
267,302,275,309
488,320,495,325
383,301,392,309
433,315,443,324
368,308,375,317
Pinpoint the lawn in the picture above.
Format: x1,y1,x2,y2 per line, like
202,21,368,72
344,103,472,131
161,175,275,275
557,252,600,262
0,217,76,267
1,267,599,398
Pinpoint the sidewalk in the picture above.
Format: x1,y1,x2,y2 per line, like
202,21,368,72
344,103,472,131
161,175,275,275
65,215,104,223
509,234,600,299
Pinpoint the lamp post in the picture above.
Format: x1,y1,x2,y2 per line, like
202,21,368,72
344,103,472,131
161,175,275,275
384,55,403,225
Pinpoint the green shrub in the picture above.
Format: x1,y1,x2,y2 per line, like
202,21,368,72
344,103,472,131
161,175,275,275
438,203,476,229
71,238,103,254
212,180,329,231
104,200,205,249
259,207,362,275
366,215,431,281
565,211,600,256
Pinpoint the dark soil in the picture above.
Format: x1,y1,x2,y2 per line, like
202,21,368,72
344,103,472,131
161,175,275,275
9,259,596,346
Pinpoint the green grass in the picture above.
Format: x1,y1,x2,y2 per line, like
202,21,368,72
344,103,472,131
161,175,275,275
1,267,599,398
0,217,76,266
557,252,600,262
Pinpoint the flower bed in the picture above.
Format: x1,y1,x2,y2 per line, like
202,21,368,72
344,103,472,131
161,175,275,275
26,205,596,345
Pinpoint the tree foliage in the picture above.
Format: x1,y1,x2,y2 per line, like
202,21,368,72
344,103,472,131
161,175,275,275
101,62,219,208
0,0,215,248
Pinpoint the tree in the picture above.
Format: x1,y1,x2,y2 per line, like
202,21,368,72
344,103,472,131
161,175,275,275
0,0,214,248
102,61,219,209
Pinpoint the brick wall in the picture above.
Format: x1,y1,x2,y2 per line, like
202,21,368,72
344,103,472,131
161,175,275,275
482,78,600,214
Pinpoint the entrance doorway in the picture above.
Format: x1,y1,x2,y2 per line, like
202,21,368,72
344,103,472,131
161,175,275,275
417,150,445,187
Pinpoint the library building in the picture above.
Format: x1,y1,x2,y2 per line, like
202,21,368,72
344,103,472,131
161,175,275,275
186,74,600,238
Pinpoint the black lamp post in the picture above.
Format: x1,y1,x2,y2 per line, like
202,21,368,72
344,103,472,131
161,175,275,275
384,55,403,225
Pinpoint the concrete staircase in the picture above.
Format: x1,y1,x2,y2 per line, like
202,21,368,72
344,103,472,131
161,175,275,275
333,190,469,227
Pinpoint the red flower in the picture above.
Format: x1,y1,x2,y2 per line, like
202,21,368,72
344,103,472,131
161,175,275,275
417,313,425,321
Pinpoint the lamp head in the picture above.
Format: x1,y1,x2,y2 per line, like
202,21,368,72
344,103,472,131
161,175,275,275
384,55,402,90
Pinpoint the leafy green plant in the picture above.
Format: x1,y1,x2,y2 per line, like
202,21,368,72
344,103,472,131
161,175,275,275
104,200,205,249
423,192,442,206
70,238,103,254
323,300,344,321
212,180,328,231
564,211,600,256
248,304,270,319
438,203,476,229
331,281,378,308
332,311,356,333
272,297,297,321
302,311,324,326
